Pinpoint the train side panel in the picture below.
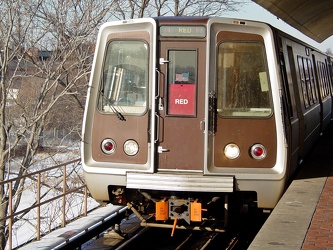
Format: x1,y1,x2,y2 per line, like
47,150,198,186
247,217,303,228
279,36,321,164
277,31,332,179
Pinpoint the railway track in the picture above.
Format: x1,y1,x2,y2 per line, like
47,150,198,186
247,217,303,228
82,205,269,250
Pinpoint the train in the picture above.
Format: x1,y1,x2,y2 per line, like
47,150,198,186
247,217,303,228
81,16,333,229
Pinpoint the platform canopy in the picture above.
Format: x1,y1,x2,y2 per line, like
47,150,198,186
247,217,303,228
252,0,333,43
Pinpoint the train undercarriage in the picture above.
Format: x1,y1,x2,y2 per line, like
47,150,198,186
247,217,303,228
108,186,258,234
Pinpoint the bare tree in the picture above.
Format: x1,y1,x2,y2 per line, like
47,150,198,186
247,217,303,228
112,0,246,19
0,0,245,247
0,0,114,248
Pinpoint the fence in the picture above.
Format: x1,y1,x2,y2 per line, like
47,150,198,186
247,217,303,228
0,158,90,249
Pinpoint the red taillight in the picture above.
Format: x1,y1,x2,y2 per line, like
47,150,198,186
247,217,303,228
104,142,114,151
250,144,266,160
101,139,116,154
253,147,263,157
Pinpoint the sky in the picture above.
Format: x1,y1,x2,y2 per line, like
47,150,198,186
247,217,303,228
221,1,333,53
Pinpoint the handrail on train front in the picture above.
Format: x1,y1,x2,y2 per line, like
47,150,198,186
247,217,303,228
0,158,88,249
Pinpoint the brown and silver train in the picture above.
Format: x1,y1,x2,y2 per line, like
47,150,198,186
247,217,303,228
82,16,333,227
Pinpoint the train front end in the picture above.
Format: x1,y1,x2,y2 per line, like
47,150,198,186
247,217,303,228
82,17,287,226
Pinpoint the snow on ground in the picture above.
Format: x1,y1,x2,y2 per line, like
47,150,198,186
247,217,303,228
5,146,100,249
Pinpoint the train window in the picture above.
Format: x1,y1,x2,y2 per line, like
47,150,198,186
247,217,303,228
297,57,310,108
307,59,318,102
317,62,324,98
317,61,330,98
323,61,331,97
297,56,317,108
167,50,197,116
98,40,148,114
217,42,271,117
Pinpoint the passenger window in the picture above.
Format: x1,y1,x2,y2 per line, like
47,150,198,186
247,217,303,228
98,40,148,114
217,42,271,117
298,57,310,108
307,59,317,102
298,56,317,108
317,61,330,98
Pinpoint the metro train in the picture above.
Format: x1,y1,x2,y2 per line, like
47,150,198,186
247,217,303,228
81,16,333,228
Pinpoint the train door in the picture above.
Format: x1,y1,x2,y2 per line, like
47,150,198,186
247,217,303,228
279,43,301,174
156,41,206,171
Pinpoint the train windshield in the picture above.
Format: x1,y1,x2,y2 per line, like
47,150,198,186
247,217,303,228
98,40,148,114
217,41,272,117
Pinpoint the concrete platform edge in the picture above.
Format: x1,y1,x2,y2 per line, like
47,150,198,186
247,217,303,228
248,175,326,250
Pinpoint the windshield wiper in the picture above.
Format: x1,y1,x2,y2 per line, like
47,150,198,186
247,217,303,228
108,103,126,121
99,90,126,121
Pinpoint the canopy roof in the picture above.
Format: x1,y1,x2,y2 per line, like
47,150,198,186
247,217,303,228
253,0,333,42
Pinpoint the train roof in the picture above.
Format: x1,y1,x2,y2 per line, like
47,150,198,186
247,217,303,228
153,16,210,24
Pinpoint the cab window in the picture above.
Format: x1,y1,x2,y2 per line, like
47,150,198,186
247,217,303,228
98,40,148,114
217,41,272,117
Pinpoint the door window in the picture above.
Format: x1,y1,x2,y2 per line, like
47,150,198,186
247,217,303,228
167,50,197,116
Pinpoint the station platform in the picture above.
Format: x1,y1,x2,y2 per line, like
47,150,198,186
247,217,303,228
249,123,333,249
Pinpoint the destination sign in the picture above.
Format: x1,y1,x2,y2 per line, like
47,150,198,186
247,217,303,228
160,25,206,38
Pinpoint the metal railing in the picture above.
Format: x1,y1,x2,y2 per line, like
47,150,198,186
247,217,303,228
0,158,89,249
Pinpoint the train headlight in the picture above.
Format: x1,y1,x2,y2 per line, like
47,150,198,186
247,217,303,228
124,140,139,156
250,144,267,160
101,139,116,154
224,143,240,160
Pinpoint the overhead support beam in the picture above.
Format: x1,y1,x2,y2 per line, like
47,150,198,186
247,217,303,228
253,0,333,43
